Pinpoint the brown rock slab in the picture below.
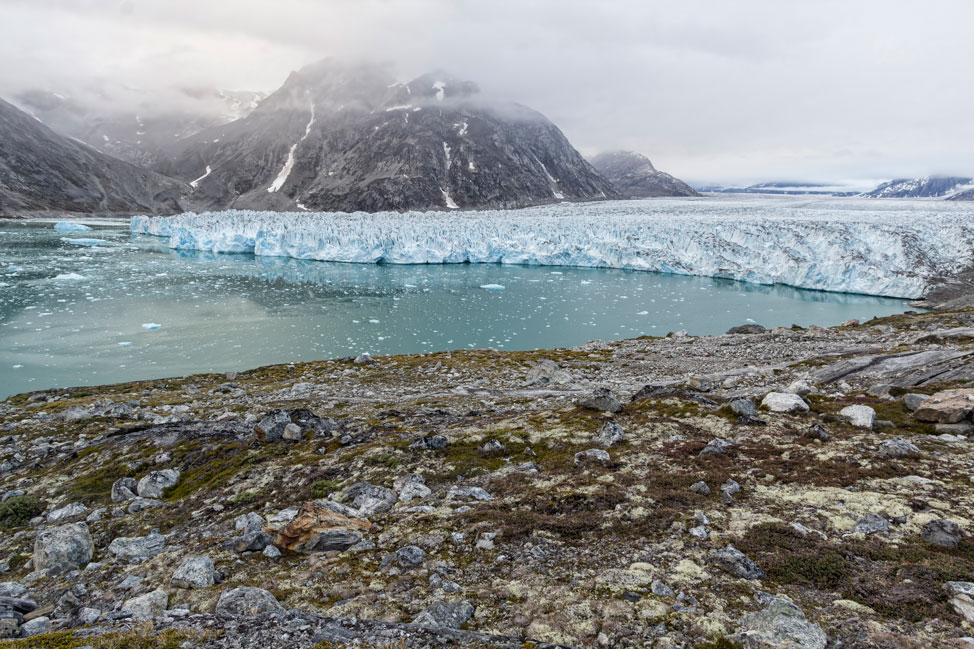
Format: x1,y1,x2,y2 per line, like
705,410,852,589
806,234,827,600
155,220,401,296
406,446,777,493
913,389,974,423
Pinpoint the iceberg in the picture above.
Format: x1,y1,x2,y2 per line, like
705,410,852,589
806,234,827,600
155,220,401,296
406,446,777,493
54,272,86,281
141,323,162,330
53,222,92,232
130,198,974,299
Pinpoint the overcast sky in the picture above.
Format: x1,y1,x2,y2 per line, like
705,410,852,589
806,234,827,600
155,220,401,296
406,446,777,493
1,0,972,186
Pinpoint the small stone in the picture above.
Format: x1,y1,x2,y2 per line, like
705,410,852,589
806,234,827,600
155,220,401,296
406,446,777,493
136,470,180,499
574,448,611,466
839,405,875,429
412,600,475,629
786,380,814,396
479,438,506,454
722,479,741,496
732,598,827,649
281,423,303,441
699,438,734,456
690,481,711,496
395,545,425,567
394,474,431,503
903,393,930,411
689,525,709,540
922,519,964,549
171,555,215,589
651,579,675,597
579,387,622,413
122,588,167,620
445,485,493,501
262,545,281,559
877,438,921,458
851,513,888,535
804,424,830,441
344,482,397,516
19,616,51,637
729,399,757,417
711,545,766,579
761,392,809,413
594,421,625,448
214,587,284,616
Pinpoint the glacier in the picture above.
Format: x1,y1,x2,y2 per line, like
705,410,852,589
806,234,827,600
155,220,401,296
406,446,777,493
130,198,974,299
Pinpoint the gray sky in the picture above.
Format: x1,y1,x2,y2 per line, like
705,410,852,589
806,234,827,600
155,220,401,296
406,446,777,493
2,0,972,186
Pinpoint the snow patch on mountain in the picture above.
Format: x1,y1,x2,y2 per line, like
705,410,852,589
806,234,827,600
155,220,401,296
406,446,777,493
267,100,315,193
131,198,974,299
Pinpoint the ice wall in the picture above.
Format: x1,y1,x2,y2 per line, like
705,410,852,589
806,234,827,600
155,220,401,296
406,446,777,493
131,198,974,298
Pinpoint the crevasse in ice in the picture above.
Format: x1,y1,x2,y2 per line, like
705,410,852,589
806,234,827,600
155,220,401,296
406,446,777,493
130,199,974,299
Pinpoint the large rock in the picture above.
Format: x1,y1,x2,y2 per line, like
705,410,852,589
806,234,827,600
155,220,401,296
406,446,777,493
594,421,625,448
412,600,475,629
913,389,974,423
33,522,94,573
394,474,431,503
761,393,809,413
136,470,180,499
727,324,766,335
344,482,397,516
108,532,166,563
921,519,965,549
122,588,168,620
711,545,766,579
19,616,51,638
46,501,88,523
254,410,292,443
171,555,216,589
732,598,827,649
945,582,974,623
111,477,138,502
229,512,272,552
839,405,875,429
524,359,572,387
215,587,284,616
271,501,371,553
877,438,921,458
579,387,622,413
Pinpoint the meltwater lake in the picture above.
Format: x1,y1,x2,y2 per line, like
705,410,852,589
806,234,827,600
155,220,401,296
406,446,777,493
0,217,914,398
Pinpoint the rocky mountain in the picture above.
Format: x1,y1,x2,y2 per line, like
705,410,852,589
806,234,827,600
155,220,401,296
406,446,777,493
697,182,859,196
588,150,698,198
154,59,615,212
14,88,266,169
861,176,974,199
0,98,188,215
948,188,974,201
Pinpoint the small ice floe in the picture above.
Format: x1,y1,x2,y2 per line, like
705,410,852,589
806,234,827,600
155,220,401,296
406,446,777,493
141,323,162,330
480,284,505,290
368,319,380,324
54,272,86,280
118,341,133,346
62,238,107,246
53,222,92,232
637,310,649,315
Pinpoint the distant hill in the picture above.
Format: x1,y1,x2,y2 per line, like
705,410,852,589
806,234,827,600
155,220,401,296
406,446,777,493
588,151,698,198
860,176,974,199
0,98,187,214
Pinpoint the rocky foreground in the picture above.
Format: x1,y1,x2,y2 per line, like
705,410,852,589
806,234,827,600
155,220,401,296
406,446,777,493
2,311,974,648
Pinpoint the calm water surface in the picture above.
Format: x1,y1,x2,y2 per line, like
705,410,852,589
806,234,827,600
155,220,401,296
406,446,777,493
0,220,913,398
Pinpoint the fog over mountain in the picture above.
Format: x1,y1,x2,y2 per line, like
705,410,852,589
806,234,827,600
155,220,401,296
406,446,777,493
1,0,972,187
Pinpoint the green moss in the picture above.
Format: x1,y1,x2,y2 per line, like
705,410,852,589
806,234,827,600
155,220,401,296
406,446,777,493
0,629,193,648
68,460,139,503
694,638,743,649
311,479,342,499
161,443,257,501
0,495,44,530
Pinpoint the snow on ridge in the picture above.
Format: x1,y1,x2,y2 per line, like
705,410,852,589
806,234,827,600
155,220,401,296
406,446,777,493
267,100,316,193
130,199,974,299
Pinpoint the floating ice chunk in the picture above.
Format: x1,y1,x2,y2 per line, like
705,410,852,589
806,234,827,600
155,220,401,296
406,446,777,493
62,238,107,246
54,272,86,280
141,323,162,330
118,341,133,346
54,222,92,232
480,284,506,290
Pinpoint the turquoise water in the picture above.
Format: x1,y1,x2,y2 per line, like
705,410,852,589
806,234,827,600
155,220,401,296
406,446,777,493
0,220,913,398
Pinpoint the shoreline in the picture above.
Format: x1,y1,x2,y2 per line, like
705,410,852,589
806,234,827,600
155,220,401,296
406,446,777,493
2,308,974,646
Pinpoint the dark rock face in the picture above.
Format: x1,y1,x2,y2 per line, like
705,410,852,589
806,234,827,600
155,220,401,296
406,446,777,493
0,98,187,214
155,60,616,212
861,176,973,199
948,188,974,201
588,150,698,198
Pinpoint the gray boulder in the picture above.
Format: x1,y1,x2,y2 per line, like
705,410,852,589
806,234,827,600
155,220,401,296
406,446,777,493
19,616,51,638
136,470,180,499
395,545,426,568
711,545,766,579
394,474,431,503
732,598,827,649
215,587,284,616
727,324,766,335
524,359,572,387
445,486,493,502
922,519,964,549
254,410,291,443
877,438,921,458
122,588,168,619
111,477,138,502
729,398,757,417
579,387,622,413
574,448,611,466
33,522,93,573
851,513,888,535
171,555,216,589
761,392,809,413
594,421,625,448
108,532,166,563
345,482,397,516
46,502,88,523
412,600,475,629
839,405,875,429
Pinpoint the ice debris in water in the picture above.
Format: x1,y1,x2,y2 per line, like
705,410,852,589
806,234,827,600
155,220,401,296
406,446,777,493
480,284,505,290
130,199,974,298
141,323,162,330
54,272,86,281
53,222,92,232
62,238,107,246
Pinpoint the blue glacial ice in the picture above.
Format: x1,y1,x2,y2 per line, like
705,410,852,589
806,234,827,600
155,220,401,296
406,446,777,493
130,198,974,299
53,222,92,232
